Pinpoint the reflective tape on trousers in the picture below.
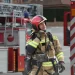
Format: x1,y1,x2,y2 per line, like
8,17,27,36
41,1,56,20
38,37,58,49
42,61,56,67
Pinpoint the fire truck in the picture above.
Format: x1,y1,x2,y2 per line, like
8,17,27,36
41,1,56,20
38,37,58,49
63,1,75,75
63,11,70,46
0,3,42,75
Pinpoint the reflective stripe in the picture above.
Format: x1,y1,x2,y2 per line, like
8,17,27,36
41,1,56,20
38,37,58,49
40,38,49,43
26,39,32,46
53,35,58,40
57,56,64,60
28,41,39,48
56,52,64,60
42,61,56,67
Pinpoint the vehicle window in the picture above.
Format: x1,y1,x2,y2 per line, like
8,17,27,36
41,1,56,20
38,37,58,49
26,22,32,35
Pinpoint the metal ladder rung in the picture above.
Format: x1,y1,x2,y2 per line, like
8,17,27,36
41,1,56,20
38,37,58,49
0,3,30,18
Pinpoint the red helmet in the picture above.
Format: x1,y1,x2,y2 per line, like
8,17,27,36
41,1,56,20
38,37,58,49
30,15,47,30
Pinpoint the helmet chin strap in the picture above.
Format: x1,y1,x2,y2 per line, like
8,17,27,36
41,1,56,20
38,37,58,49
39,30,46,33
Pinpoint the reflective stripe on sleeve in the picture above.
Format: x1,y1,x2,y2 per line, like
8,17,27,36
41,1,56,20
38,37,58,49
56,52,64,60
26,39,32,46
28,41,39,48
53,35,58,40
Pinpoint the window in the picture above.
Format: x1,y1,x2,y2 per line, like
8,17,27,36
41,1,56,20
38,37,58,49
23,0,28,2
43,8,54,22
3,0,11,3
27,5,37,17
26,22,32,36
43,8,70,22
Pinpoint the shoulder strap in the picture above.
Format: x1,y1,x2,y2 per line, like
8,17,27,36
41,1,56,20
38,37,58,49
47,32,54,45
47,32,57,52
30,32,36,40
31,32,41,40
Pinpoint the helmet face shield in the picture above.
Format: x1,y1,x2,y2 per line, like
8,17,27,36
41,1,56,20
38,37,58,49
30,15,47,30
39,16,47,24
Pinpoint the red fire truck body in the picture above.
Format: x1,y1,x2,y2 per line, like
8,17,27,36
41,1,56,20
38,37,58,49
0,3,32,74
63,11,70,46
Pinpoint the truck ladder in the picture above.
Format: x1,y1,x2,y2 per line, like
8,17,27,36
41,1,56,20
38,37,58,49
0,2,30,17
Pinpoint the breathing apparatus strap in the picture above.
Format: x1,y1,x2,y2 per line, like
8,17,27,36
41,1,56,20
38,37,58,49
47,32,54,46
46,32,58,72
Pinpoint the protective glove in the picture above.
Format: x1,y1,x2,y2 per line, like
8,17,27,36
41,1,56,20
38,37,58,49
58,61,65,73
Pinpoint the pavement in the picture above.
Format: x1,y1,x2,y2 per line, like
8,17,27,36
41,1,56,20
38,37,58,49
0,26,70,75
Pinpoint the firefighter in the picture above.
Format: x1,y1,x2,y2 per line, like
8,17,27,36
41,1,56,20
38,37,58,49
25,15,65,75
24,10,29,18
